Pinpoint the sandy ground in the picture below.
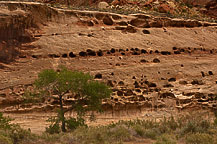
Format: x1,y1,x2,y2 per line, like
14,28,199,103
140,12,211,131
6,108,214,134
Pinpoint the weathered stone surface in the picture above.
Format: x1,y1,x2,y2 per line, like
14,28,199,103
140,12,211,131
98,2,109,9
103,16,114,25
0,1,217,114
158,3,174,14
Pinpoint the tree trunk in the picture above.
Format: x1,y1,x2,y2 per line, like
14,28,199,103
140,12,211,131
59,95,66,132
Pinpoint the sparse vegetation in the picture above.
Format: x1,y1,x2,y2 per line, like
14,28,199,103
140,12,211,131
0,112,35,144
41,113,217,144
0,111,217,144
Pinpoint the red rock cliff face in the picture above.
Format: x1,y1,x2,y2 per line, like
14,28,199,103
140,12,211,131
182,0,213,6
0,9,33,63
0,2,58,64
204,0,217,18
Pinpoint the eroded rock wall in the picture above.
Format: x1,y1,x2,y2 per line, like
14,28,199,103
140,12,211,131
0,1,217,113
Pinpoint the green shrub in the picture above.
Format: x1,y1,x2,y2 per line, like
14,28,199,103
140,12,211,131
0,113,13,130
143,129,159,140
108,125,132,142
45,116,60,134
45,123,60,134
214,111,217,126
66,117,86,131
133,125,145,137
0,112,34,144
0,134,13,144
180,118,211,135
155,134,176,144
186,133,214,144
73,126,108,144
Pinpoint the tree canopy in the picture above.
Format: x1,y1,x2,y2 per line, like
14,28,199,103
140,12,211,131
33,67,112,132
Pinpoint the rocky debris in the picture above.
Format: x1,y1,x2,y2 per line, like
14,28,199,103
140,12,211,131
179,80,188,85
79,51,87,56
107,80,114,87
103,16,114,25
161,51,171,55
144,81,157,88
97,50,103,56
87,49,96,56
142,29,150,34
110,48,116,53
158,3,174,14
130,18,150,28
125,26,137,33
168,78,176,82
95,73,102,79
153,58,160,63
203,0,217,19
163,83,174,88
208,71,213,75
98,1,109,9
118,81,125,86
62,53,68,58
69,52,76,57
111,0,131,6
191,79,204,85
140,59,148,63
160,92,175,98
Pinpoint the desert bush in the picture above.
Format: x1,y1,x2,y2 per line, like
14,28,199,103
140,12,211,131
155,134,176,144
0,134,13,144
0,113,13,130
186,133,214,144
0,112,35,144
73,126,108,144
143,129,159,139
45,122,60,134
66,117,86,131
66,124,133,144
133,125,145,137
9,127,32,144
39,113,217,144
180,119,211,135
214,111,217,126
108,125,132,142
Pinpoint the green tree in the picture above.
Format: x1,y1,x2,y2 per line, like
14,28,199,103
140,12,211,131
34,67,111,132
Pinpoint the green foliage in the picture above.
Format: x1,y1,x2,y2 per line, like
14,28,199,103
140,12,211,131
180,119,211,135
45,115,87,134
186,133,214,144
155,134,176,144
45,117,60,134
34,66,111,132
72,125,132,144
0,113,13,130
9,127,32,144
22,90,44,104
214,111,217,126
16,114,216,144
0,134,13,144
66,117,86,131
0,112,34,144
